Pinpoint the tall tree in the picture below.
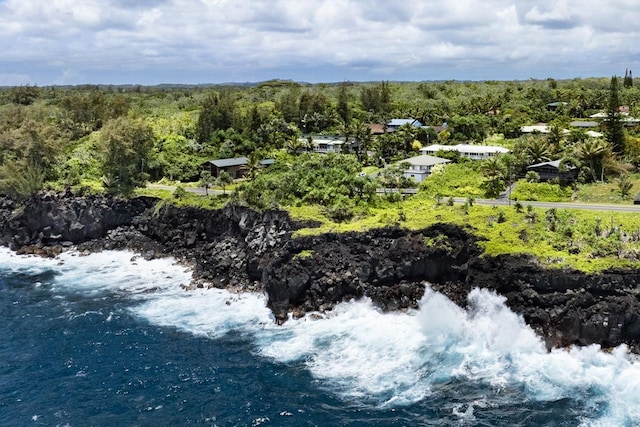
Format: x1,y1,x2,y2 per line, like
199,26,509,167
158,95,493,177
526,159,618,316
604,76,626,154
336,82,352,125
575,138,613,182
481,156,508,197
99,117,155,192
624,69,634,88
196,91,236,143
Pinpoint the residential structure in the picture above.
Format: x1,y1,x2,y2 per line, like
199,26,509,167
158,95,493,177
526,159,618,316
546,101,568,111
202,157,273,178
399,154,451,183
386,118,424,132
589,112,640,126
366,123,387,135
526,160,578,183
299,135,353,154
520,124,552,133
420,144,509,160
569,121,599,129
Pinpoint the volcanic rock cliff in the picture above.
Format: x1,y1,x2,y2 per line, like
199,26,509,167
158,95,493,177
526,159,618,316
2,191,640,352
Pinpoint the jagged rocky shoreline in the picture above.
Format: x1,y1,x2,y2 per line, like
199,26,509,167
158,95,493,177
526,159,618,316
2,190,640,352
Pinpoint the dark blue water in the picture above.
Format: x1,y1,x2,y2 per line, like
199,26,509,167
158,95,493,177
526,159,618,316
0,249,637,426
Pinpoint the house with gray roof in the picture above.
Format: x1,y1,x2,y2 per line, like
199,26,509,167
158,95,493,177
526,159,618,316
526,160,577,183
202,157,273,178
570,121,599,128
398,154,451,183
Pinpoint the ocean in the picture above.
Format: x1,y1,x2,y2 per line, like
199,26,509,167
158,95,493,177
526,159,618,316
1,247,639,426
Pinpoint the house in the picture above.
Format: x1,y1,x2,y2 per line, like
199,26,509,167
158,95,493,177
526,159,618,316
521,124,551,133
367,123,387,135
585,130,604,138
590,106,630,118
526,160,578,183
299,135,353,154
570,121,599,129
521,124,571,135
546,101,568,111
202,157,273,178
590,113,640,126
386,118,424,132
420,144,509,160
399,155,451,183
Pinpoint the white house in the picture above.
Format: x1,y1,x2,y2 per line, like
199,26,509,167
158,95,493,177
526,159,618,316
299,135,350,154
520,124,552,133
399,154,451,183
420,144,509,160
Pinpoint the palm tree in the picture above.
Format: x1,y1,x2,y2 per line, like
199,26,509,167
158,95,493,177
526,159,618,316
481,156,508,197
575,138,613,182
524,135,552,164
246,150,263,181
353,121,373,163
396,123,417,153
284,135,303,154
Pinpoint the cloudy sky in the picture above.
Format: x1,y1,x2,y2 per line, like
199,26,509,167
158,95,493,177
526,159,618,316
0,0,638,85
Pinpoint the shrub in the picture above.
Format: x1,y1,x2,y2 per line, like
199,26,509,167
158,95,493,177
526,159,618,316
511,181,572,202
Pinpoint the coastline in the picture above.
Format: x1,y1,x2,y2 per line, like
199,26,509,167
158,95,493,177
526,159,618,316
2,190,640,352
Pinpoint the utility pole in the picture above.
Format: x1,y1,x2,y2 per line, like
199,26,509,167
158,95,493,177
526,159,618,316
508,164,512,206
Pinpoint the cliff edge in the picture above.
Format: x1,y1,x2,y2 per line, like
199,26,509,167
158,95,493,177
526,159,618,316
2,191,640,352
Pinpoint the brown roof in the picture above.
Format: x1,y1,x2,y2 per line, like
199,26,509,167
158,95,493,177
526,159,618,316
367,123,386,135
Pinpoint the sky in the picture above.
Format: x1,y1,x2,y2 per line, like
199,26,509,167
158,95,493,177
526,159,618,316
0,0,638,86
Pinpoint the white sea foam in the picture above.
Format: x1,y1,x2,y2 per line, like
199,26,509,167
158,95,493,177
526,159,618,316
3,246,640,424
135,287,273,339
257,287,640,424
0,246,192,296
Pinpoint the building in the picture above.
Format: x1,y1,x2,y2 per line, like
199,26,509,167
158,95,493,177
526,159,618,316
420,144,509,160
202,157,274,178
526,160,578,183
399,154,451,183
366,123,387,135
546,101,568,111
299,135,353,154
386,118,424,132
570,121,599,129
521,124,552,133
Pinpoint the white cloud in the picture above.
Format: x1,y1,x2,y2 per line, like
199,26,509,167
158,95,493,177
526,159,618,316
0,0,639,84
0,72,32,86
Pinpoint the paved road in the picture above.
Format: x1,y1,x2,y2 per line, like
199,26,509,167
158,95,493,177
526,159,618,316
453,197,640,212
146,184,223,195
147,184,640,213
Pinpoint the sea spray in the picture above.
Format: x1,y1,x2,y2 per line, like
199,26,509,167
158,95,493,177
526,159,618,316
2,247,640,424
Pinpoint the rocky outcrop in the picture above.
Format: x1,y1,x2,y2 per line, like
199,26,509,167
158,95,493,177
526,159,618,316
261,224,479,322
468,255,640,352
0,190,155,250
2,191,640,352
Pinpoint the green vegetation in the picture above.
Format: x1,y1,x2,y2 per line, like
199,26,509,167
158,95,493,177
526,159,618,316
3,77,640,271
511,181,573,202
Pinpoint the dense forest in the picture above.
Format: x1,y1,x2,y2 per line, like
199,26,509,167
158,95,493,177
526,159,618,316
1,76,640,217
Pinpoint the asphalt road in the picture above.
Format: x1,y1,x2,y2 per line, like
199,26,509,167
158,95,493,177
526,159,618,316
147,184,640,213
146,184,223,195
453,197,640,212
